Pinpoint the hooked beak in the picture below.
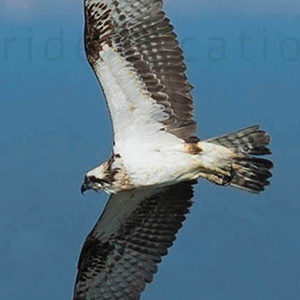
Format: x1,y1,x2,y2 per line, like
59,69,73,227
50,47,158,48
81,176,90,194
81,182,89,194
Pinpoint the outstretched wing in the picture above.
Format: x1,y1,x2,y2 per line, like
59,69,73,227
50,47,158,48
84,0,197,148
73,182,195,300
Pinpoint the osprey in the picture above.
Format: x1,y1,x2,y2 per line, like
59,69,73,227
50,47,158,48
74,0,273,299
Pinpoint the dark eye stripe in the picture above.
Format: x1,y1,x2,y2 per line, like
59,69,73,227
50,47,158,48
89,176,109,184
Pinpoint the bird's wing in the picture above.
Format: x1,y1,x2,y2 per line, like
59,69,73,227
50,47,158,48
73,181,195,300
84,0,197,148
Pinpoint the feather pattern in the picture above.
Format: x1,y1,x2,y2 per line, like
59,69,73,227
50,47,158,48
85,0,197,142
74,182,195,300
207,125,271,155
206,126,273,193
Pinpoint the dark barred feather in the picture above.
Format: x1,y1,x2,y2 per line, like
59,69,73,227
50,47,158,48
208,125,271,156
231,157,273,193
74,182,195,299
208,126,273,193
85,0,197,142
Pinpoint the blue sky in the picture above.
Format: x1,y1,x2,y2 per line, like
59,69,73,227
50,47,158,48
1,1,300,300
2,0,300,17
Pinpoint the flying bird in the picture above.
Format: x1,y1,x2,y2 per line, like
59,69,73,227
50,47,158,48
74,0,273,299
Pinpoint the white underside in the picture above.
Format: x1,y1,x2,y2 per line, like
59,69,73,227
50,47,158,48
92,46,233,188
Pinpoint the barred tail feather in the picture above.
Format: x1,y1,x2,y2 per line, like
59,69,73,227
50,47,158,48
207,125,271,155
207,125,273,193
230,156,273,193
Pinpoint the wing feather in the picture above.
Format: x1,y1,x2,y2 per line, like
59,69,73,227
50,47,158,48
73,182,195,300
85,0,197,142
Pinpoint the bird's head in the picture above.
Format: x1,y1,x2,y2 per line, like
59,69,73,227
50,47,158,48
81,163,110,194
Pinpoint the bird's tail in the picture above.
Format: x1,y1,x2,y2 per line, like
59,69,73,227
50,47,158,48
202,125,273,193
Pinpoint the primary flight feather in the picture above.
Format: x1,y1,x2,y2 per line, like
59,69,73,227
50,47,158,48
74,0,273,299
